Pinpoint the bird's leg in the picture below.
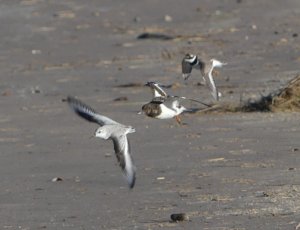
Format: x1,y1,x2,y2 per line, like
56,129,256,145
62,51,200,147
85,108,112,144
175,115,182,125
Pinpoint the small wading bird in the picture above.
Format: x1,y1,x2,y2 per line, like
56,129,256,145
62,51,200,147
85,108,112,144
139,81,210,124
181,54,227,101
67,96,136,189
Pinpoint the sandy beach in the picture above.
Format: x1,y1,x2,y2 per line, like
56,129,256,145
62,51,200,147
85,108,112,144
1,0,300,229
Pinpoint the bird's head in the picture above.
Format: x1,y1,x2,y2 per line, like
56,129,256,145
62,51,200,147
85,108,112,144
95,127,111,140
125,126,136,134
184,53,197,63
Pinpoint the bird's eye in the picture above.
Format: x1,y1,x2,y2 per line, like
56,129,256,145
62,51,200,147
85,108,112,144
178,105,182,109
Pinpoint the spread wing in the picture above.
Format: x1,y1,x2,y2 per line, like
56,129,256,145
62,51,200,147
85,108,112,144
146,82,168,97
204,72,220,101
112,135,136,189
67,96,120,126
181,59,193,80
198,59,206,76
150,96,167,104
170,95,211,107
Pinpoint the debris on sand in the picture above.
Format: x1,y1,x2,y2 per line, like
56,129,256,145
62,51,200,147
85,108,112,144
116,83,143,88
52,177,63,182
269,75,300,112
113,96,128,102
170,213,189,222
137,32,174,40
243,74,300,112
200,74,300,113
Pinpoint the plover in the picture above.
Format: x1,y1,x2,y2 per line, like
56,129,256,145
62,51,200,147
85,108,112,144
141,96,188,124
181,54,227,101
140,81,210,124
67,96,136,189
181,53,205,80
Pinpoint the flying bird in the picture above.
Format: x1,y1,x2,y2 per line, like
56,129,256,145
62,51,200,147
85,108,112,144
67,96,136,189
182,54,227,101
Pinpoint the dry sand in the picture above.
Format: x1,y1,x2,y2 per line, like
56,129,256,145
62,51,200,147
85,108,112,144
1,0,300,229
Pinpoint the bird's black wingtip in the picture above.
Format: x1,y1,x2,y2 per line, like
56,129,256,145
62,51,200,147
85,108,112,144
128,174,136,189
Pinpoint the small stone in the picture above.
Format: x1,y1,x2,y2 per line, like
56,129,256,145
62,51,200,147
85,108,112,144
255,191,269,197
156,177,165,180
293,33,298,38
52,177,63,182
164,15,173,22
113,96,128,102
133,16,141,23
280,38,288,43
170,213,189,222
215,10,221,16
32,49,41,55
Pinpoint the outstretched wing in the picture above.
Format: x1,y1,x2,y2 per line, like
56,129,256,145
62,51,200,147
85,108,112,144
150,96,167,104
67,96,119,126
169,95,211,107
181,58,193,80
203,73,220,101
198,59,206,77
145,82,168,97
112,135,136,189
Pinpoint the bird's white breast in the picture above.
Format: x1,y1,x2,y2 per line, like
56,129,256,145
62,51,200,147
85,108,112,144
156,104,176,119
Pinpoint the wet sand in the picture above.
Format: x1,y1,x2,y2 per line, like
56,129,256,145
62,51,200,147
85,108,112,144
1,0,300,229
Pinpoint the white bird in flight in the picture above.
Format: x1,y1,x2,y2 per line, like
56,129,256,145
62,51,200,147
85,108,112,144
67,96,136,189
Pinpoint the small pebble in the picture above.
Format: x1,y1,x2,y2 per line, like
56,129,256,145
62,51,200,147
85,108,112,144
255,191,269,197
156,177,165,180
52,177,63,182
164,15,173,22
32,49,41,55
170,213,189,222
133,16,141,23
113,96,128,102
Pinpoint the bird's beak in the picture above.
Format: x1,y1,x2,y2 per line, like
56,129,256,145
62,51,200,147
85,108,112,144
89,135,94,139
137,111,143,115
